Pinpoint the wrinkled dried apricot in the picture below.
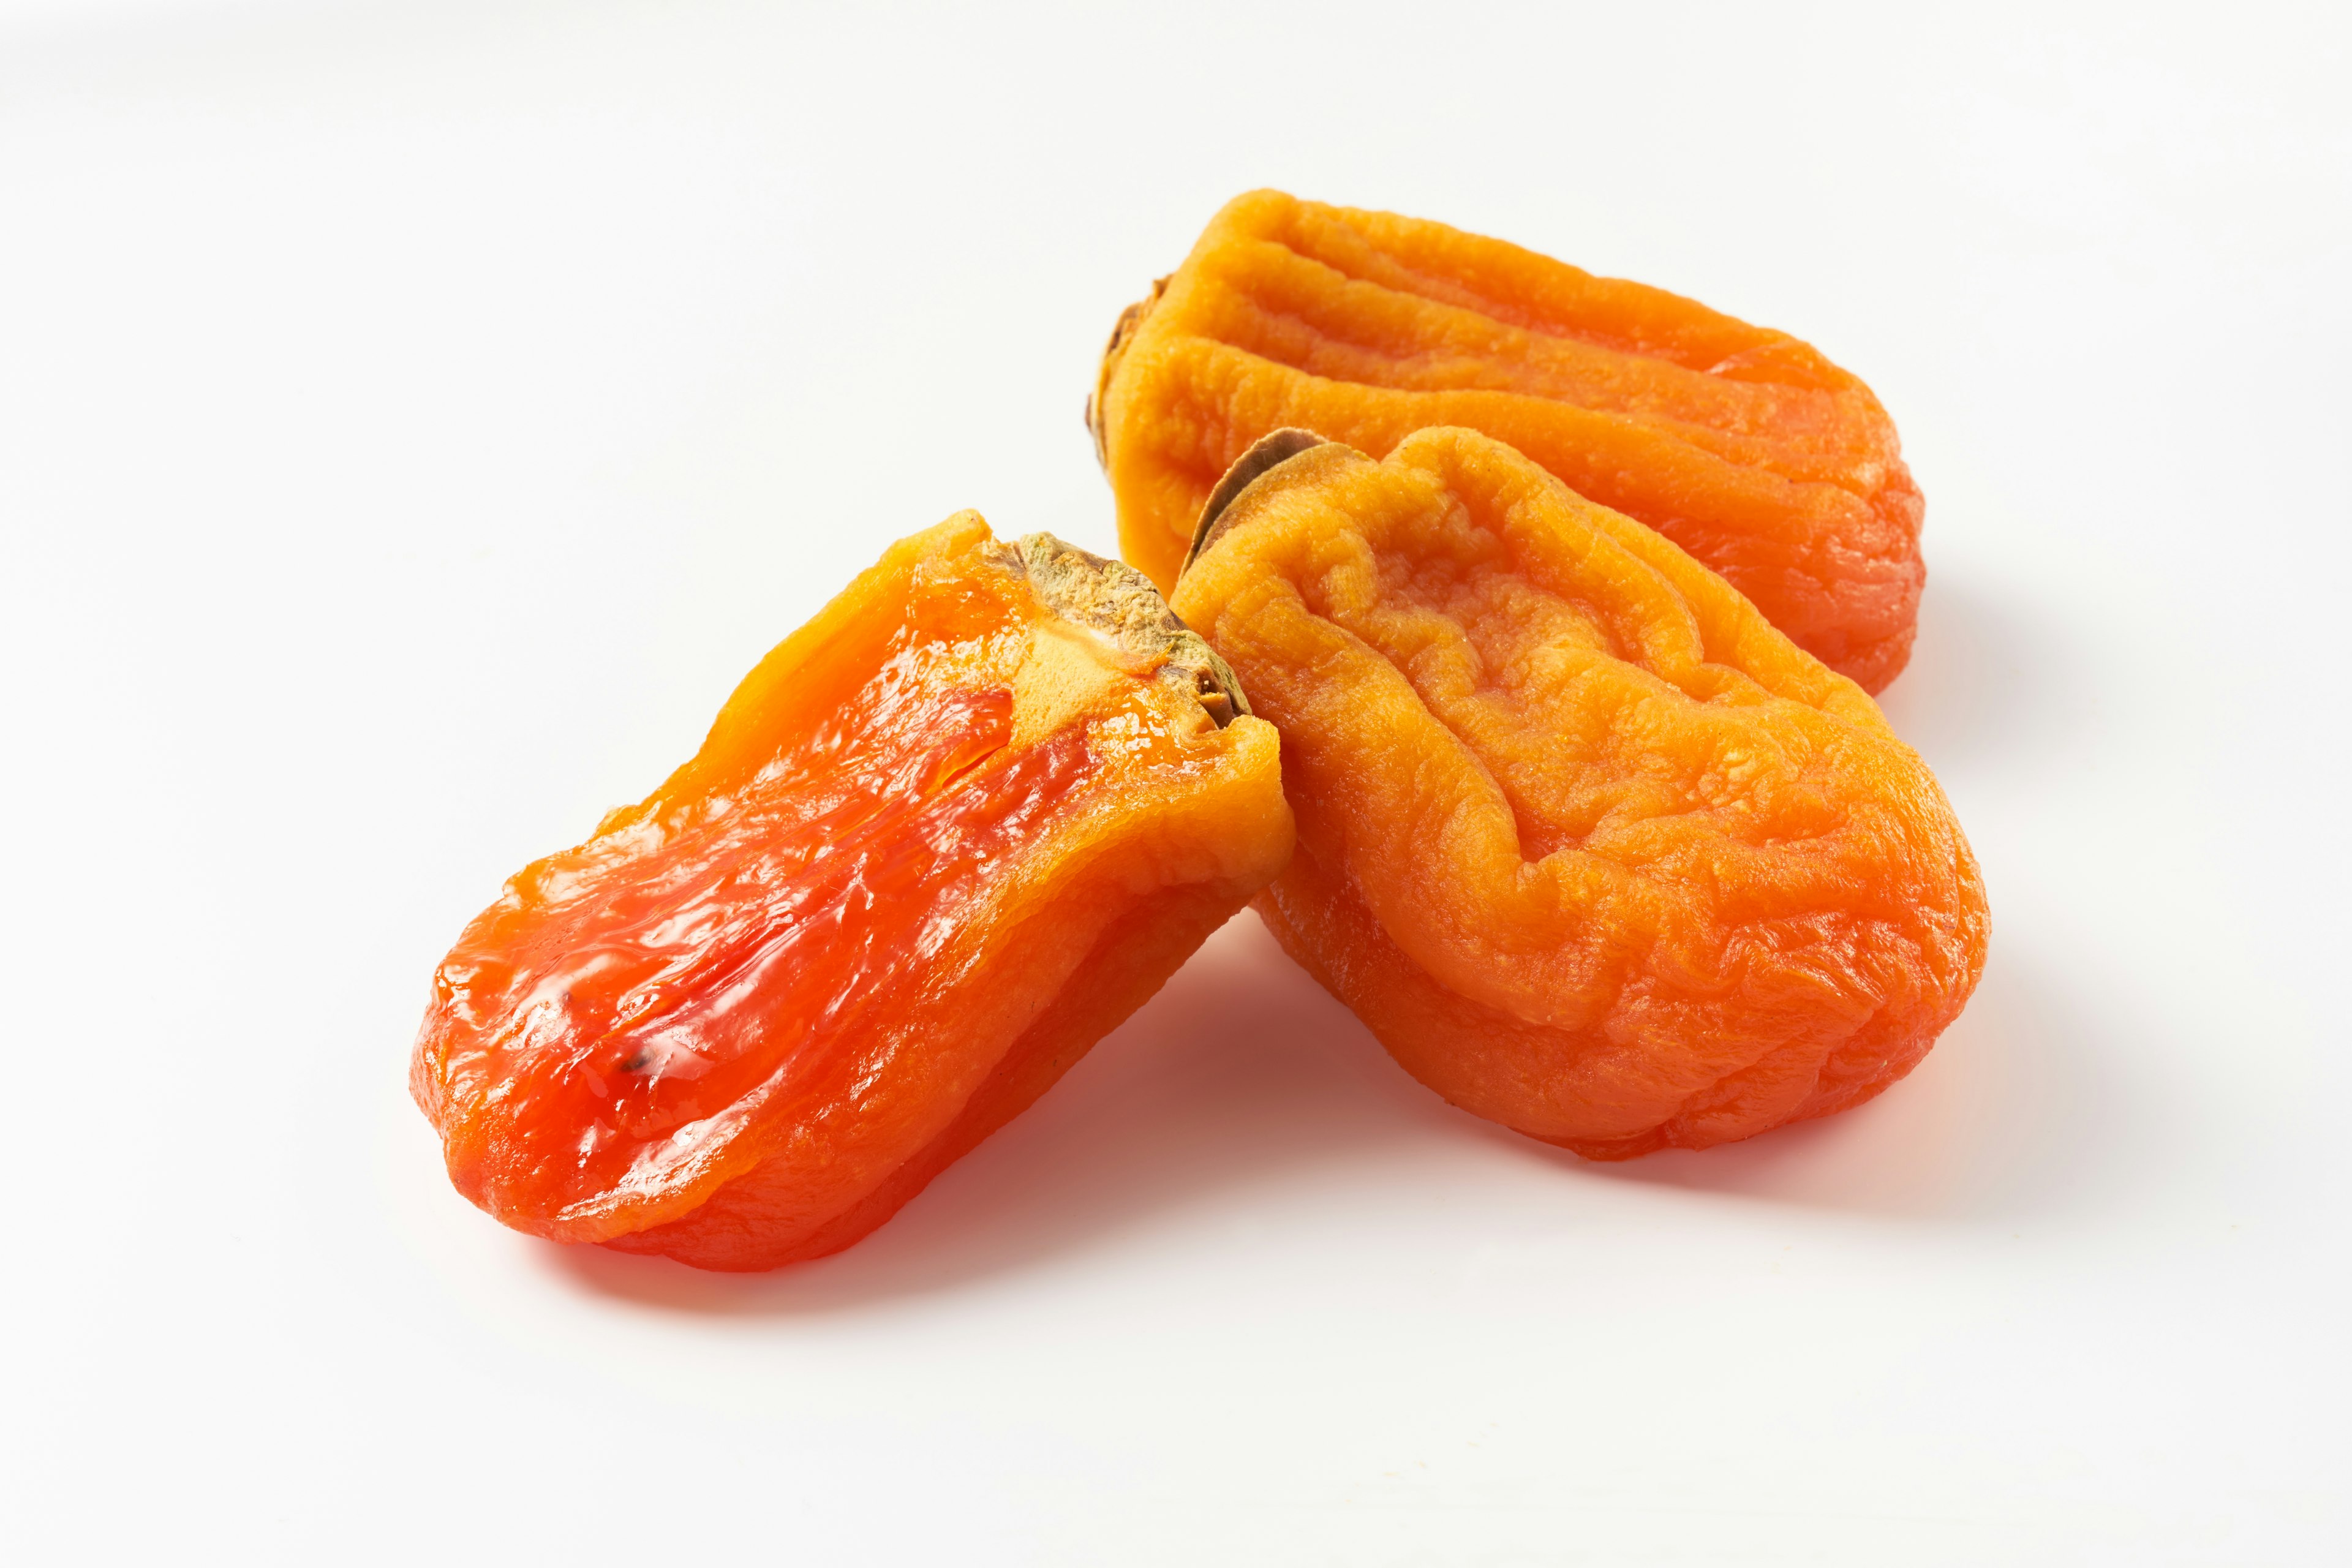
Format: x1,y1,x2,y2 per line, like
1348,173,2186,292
412,516,1292,1268
1095,190,1925,692
1170,428,1986,1158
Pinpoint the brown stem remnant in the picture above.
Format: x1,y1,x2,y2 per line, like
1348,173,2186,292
1180,429,1332,578
993,531,1251,727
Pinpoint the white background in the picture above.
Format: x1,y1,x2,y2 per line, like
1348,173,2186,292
4,2,2346,1562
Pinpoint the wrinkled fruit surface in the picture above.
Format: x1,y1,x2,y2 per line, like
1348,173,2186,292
1170,428,1986,1158
1095,189,1925,692
412,516,1292,1269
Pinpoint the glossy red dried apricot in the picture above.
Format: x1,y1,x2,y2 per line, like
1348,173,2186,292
412,516,1292,1268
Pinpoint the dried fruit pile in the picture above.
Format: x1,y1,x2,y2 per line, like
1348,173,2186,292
415,191,1986,1270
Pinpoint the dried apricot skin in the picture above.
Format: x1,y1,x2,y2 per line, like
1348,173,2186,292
1095,189,1925,692
1169,428,1986,1158
411,516,1292,1269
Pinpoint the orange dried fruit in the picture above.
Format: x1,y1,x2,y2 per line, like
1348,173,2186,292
411,517,1292,1269
1170,428,1986,1158
1094,189,1925,692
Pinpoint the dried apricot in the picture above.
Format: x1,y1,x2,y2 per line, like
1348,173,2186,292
1095,190,1925,691
1170,428,1986,1158
412,517,1292,1268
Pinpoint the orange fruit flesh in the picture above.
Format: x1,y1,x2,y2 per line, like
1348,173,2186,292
425,683,1095,1228
417,573,1068,1231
